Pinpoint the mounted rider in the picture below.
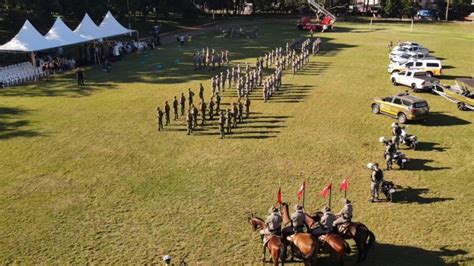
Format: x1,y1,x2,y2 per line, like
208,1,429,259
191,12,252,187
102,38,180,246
263,207,282,236
311,207,336,237
283,204,306,237
333,198,353,227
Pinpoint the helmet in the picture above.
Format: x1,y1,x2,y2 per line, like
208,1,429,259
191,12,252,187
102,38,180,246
391,123,398,127
379,137,386,143
323,206,331,212
343,198,351,204
367,163,375,169
163,255,171,262
269,207,278,214
294,204,303,211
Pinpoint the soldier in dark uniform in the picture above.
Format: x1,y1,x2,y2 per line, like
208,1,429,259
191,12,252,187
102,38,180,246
76,67,85,86
215,93,221,114
156,107,164,131
188,88,195,106
369,163,384,202
200,100,207,126
192,104,199,129
209,97,215,120
226,69,231,88
186,109,193,135
173,96,179,120
245,95,251,118
219,111,226,139
164,101,171,126
238,101,244,123
232,103,238,128
226,109,232,134
199,83,205,100
180,93,186,116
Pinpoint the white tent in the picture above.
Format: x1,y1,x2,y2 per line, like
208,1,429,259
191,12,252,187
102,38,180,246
98,11,134,37
45,17,89,47
0,20,55,52
73,13,107,40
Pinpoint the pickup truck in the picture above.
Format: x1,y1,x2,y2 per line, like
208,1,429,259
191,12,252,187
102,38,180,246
390,70,439,92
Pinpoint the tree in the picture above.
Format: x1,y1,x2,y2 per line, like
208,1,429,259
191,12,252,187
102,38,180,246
384,0,403,18
401,0,417,18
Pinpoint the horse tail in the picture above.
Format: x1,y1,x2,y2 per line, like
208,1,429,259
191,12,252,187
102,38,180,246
343,240,352,254
366,230,376,248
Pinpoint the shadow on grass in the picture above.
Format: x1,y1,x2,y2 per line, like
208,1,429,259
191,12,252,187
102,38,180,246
438,74,472,80
415,142,448,152
405,158,451,171
0,107,43,140
393,187,454,204
362,243,470,266
423,112,471,127
0,80,119,98
167,114,291,139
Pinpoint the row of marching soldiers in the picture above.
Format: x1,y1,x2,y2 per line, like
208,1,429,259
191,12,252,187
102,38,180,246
210,64,264,98
192,47,230,71
156,83,251,138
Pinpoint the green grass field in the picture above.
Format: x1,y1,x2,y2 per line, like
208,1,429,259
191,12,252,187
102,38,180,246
1,19,473,265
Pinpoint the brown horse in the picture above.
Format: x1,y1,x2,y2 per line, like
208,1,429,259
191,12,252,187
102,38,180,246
312,212,375,263
304,214,351,265
247,214,283,266
281,203,319,265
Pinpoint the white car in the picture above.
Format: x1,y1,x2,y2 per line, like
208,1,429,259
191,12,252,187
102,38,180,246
388,59,443,76
397,42,423,48
390,52,435,65
390,70,439,92
390,46,429,59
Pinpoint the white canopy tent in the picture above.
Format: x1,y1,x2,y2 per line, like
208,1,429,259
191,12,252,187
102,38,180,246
98,11,135,37
45,17,90,47
0,20,55,53
73,13,109,40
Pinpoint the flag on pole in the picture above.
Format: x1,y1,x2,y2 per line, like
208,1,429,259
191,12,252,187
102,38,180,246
320,183,332,198
297,181,305,201
277,187,282,204
339,176,349,192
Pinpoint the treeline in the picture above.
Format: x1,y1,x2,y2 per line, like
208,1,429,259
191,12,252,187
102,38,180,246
0,0,471,37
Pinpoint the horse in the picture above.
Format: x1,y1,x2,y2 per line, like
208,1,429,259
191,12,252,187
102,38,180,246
281,203,319,265
247,214,283,266
312,212,375,262
304,213,351,265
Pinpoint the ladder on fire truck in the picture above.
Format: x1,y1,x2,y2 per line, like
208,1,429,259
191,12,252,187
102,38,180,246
308,0,337,23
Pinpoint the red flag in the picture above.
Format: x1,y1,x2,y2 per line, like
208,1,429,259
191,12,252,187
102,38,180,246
339,176,349,192
297,181,305,201
320,183,332,198
277,187,282,204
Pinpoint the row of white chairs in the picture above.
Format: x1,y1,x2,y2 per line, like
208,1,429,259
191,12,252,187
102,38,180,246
0,62,45,87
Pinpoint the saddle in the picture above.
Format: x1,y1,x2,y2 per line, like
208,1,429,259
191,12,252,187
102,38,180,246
263,233,281,247
337,222,352,235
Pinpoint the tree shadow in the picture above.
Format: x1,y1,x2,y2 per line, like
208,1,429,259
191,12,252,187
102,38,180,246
0,107,43,140
423,112,471,127
405,158,451,171
415,142,448,152
393,187,454,204
0,80,119,98
361,243,470,266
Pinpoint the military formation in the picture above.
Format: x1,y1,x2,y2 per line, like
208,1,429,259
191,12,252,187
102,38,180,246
157,37,324,138
192,47,230,71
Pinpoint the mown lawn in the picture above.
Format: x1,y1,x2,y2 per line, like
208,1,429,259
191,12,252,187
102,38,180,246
0,19,473,265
